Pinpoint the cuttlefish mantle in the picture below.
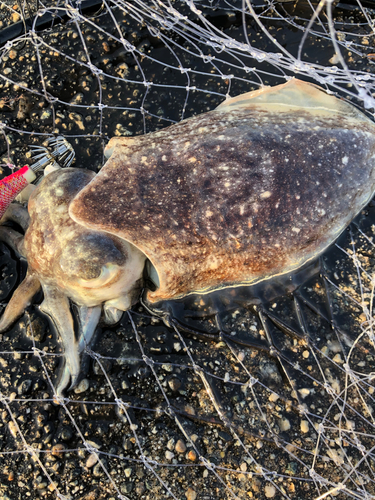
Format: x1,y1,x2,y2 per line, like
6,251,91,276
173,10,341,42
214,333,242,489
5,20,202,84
70,79,375,303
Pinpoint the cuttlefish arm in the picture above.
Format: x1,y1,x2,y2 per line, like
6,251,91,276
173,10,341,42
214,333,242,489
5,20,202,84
0,203,30,231
0,226,26,257
40,285,79,392
56,304,123,396
56,305,101,398
41,286,102,397
0,204,30,258
0,271,41,332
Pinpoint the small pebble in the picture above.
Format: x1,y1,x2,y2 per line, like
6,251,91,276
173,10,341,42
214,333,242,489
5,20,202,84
333,353,343,364
167,438,175,451
70,93,84,104
279,418,291,432
17,379,32,395
298,388,310,399
264,484,276,498
165,451,174,460
86,453,99,468
265,484,276,498
175,439,186,453
185,488,197,500
187,450,197,461
168,377,181,391
300,420,309,433
8,421,17,438
136,483,145,495
51,444,65,456
40,110,52,120
93,463,103,477
74,378,89,394
268,393,279,402
59,426,73,441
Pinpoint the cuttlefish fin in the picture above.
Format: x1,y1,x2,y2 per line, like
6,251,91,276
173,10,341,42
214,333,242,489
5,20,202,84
0,271,41,332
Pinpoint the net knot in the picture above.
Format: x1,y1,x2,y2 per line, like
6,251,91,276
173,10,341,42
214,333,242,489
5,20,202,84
200,456,215,471
25,444,38,457
323,382,336,397
192,363,203,375
46,95,59,104
88,63,103,76
309,469,323,483
142,354,154,368
4,41,14,52
142,457,158,469
66,6,80,21
115,398,129,408
298,404,307,415
120,38,135,52
53,394,70,406
30,30,43,47
32,346,46,357
85,444,99,454
85,347,99,359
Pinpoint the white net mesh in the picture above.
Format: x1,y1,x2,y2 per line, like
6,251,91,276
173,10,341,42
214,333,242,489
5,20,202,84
0,0,375,499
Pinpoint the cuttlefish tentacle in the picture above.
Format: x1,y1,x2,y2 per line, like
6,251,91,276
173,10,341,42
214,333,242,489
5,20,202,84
0,271,41,332
56,305,101,397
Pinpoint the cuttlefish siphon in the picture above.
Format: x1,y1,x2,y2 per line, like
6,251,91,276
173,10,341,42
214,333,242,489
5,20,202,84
1,78,375,396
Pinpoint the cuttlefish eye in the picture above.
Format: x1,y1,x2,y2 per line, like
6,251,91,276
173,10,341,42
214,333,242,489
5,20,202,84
59,232,126,288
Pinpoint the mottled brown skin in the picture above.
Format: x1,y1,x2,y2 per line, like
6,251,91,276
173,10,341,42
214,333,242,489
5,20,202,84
71,81,375,303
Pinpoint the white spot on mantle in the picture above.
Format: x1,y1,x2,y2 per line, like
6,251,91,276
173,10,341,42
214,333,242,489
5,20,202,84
260,191,272,199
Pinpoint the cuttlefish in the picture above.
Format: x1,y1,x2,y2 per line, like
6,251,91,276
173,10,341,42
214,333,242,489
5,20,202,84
1,79,375,396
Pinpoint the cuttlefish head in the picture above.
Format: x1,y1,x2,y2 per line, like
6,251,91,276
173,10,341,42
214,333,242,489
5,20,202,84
25,168,146,310
0,168,146,398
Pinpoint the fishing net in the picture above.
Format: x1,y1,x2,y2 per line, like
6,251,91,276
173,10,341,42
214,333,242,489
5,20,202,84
0,0,375,499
